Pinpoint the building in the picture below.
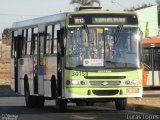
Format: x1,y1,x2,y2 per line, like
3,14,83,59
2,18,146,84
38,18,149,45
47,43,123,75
134,5,158,38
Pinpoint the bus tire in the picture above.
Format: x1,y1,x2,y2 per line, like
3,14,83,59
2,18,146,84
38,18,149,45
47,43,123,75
51,75,57,99
76,102,87,106
34,96,45,107
24,75,45,108
86,102,94,106
24,75,35,108
76,102,94,106
115,98,127,110
56,98,67,112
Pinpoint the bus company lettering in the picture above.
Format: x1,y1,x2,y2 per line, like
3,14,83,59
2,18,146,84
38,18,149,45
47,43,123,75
98,70,112,73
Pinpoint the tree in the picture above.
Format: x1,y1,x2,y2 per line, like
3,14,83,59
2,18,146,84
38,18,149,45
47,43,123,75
70,0,101,10
2,28,12,40
145,21,149,38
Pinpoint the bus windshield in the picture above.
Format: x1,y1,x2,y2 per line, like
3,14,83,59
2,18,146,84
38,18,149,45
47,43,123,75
66,27,141,69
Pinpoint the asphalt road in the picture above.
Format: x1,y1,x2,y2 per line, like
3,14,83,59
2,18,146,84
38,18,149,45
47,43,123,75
0,86,160,120
0,96,159,120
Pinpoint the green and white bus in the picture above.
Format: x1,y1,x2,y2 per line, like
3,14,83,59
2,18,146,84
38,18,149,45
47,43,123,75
11,7,143,111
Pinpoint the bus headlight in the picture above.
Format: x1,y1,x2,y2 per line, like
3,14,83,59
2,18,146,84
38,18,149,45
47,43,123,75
71,80,79,85
131,79,139,85
80,81,86,85
66,80,79,85
125,80,131,85
125,79,140,85
66,80,88,85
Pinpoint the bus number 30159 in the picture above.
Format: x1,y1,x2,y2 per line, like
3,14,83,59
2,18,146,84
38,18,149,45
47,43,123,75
72,71,88,76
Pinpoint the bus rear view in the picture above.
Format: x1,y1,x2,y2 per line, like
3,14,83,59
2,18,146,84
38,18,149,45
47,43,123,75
142,37,160,90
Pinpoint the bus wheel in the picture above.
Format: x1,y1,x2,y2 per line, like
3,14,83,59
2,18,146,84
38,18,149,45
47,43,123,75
24,84,35,108
86,102,94,106
76,102,87,106
34,96,45,107
25,92,44,107
56,98,67,112
24,76,45,108
51,75,57,99
115,98,127,110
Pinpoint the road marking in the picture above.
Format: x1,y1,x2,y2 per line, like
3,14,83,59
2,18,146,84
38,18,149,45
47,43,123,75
72,115,95,120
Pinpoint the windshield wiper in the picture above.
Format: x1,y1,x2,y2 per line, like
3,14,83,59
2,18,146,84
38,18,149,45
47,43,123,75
75,65,83,67
114,25,123,44
105,60,116,67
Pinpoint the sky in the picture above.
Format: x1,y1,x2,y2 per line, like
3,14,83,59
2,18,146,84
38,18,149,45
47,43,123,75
0,0,156,38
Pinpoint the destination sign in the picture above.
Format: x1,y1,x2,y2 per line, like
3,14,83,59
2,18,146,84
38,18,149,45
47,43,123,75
92,17,126,24
74,17,85,24
69,13,138,25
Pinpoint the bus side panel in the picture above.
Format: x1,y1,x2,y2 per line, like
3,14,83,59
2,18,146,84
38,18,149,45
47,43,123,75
10,58,15,91
44,56,57,97
145,71,160,86
143,70,149,86
28,58,34,95
21,57,34,95
154,71,160,86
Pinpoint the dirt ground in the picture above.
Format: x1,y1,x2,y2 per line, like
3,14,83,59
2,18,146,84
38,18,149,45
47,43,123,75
128,97,160,108
0,58,10,85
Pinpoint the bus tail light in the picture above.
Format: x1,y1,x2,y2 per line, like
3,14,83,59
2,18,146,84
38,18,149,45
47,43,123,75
127,88,139,93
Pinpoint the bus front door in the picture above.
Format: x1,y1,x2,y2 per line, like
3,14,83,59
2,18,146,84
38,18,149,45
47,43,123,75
37,32,46,95
33,34,38,94
14,35,23,93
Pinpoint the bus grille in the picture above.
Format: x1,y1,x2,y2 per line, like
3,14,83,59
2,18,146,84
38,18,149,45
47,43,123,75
92,90,119,96
89,81,121,86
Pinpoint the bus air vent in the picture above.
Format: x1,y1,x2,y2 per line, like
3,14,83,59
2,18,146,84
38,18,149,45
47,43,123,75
92,90,119,96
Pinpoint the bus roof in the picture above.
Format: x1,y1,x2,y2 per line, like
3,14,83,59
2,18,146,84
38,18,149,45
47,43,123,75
68,10,137,15
12,10,138,30
12,13,67,29
142,37,160,44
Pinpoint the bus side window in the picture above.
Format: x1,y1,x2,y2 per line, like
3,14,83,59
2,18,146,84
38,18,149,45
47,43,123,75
26,28,32,55
24,29,28,55
46,25,53,54
154,49,160,70
11,31,15,58
22,29,26,56
53,24,60,54
32,27,38,55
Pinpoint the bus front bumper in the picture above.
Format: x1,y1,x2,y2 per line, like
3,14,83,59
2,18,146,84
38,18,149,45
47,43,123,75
64,87,143,99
